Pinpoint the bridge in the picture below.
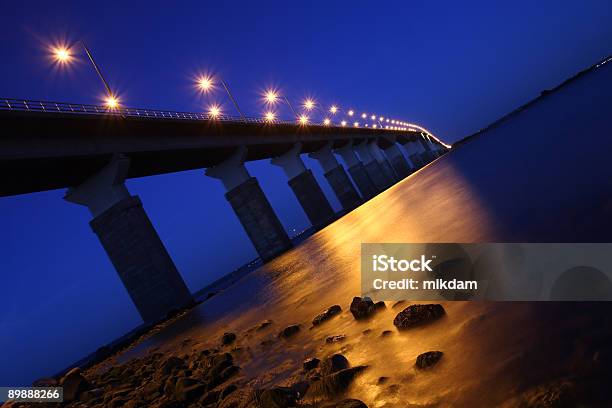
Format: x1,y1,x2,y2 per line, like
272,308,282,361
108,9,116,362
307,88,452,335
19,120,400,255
0,98,449,323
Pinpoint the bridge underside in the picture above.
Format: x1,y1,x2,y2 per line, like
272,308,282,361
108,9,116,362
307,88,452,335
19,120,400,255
0,110,427,197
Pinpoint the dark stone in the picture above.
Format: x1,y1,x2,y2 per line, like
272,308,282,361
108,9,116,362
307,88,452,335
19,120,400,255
222,332,237,345
393,304,445,329
257,387,296,408
323,399,369,408
377,377,389,385
59,367,89,402
303,357,320,370
307,366,367,399
220,383,237,400
326,335,347,344
349,297,382,320
256,320,273,331
161,356,185,375
320,354,350,376
174,377,206,402
279,324,300,338
312,305,342,326
415,351,443,369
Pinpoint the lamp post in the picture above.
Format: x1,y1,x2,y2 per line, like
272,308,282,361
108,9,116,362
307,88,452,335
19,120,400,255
196,74,245,122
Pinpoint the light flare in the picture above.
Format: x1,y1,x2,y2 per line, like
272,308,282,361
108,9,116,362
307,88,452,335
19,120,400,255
208,104,221,118
303,98,316,111
298,114,309,125
264,110,277,122
196,75,213,92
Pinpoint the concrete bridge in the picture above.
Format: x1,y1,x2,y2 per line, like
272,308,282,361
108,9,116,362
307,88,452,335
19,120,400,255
0,98,449,323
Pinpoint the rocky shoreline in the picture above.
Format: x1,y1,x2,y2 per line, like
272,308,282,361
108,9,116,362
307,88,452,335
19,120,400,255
3,298,611,407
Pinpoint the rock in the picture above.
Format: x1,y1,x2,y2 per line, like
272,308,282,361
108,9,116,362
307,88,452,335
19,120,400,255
174,377,206,402
326,335,347,344
320,354,350,376
415,351,443,369
323,399,369,408
80,388,104,403
199,389,221,405
307,366,368,399
393,304,445,329
59,367,89,402
279,324,300,338
257,387,296,407
222,332,237,345
362,329,372,335
160,356,185,375
303,357,320,370
220,383,238,399
257,319,273,331
349,297,383,320
312,305,342,326
32,377,58,386
377,376,389,384
381,330,393,337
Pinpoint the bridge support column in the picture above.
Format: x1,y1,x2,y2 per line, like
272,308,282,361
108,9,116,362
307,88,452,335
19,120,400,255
309,142,362,212
368,141,399,182
271,143,335,229
207,147,292,262
354,141,393,192
335,142,377,200
383,143,413,179
401,138,425,169
64,155,193,323
419,134,436,162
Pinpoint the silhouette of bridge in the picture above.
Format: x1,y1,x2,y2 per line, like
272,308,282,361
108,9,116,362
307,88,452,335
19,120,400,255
1,97,449,322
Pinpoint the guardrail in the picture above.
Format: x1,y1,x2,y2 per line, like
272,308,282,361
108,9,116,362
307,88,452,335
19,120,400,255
0,98,298,125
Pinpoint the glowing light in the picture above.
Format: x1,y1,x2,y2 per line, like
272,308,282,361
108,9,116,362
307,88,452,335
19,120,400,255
379,116,384,121
329,105,338,114
341,120,347,127
353,121,359,127
391,120,395,124
323,118,331,126
348,110,354,116
303,98,316,111
371,115,376,120
264,110,276,122
365,124,369,127
372,124,377,129
386,118,390,123
104,95,119,110
197,76,213,92
264,89,279,104
52,46,72,64
208,104,221,118
298,114,309,125
361,113,367,119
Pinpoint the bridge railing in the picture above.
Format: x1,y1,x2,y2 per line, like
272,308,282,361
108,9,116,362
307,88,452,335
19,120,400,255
0,98,298,125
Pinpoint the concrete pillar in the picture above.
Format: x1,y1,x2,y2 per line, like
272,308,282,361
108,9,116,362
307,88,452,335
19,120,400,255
419,134,436,162
64,155,193,323
271,143,335,229
309,142,362,212
335,142,378,200
206,147,291,262
383,143,413,179
401,138,426,169
354,141,393,192
368,141,399,182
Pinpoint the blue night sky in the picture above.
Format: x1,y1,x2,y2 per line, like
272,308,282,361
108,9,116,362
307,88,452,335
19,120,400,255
1,0,611,386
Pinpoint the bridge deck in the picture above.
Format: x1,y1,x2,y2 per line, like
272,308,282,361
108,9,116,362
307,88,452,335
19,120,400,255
0,109,420,197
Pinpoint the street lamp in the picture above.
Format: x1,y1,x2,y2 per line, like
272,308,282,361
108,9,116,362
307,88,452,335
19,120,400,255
195,74,245,121
49,40,120,109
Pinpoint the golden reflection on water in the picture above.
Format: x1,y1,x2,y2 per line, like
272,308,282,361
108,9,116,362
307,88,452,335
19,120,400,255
120,161,563,407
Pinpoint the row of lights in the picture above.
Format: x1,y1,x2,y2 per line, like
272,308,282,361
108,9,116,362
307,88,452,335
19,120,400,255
50,43,427,136
197,75,416,130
